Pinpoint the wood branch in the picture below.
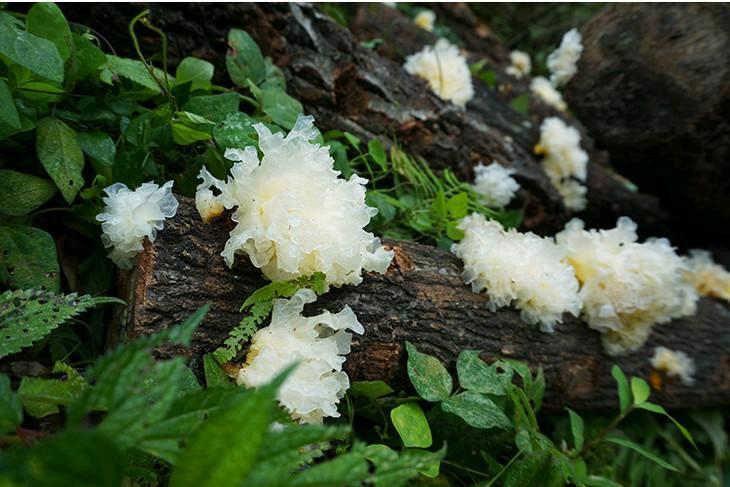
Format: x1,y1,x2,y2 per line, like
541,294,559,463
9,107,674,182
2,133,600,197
116,198,730,411
61,3,668,238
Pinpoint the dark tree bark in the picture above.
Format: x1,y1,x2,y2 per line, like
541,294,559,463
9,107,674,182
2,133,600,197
116,199,730,411
565,4,730,246
61,2,669,238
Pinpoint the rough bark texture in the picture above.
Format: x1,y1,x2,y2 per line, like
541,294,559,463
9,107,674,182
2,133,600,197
117,199,730,411
565,4,730,245
61,2,668,238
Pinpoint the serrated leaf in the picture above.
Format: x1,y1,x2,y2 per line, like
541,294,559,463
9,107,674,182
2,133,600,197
630,376,650,405
441,391,512,430
390,403,432,448
0,289,122,358
18,362,87,417
26,2,72,61
456,349,512,395
0,224,60,291
0,170,57,216
226,29,266,87
611,364,632,413
603,436,679,472
0,17,64,82
566,407,584,451
405,341,452,402
35,117,85,203
175,57,214,91
0,79,20,129
365,444,445,487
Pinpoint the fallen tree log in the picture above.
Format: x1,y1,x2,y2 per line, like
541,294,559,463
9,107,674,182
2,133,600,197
61,3,668,238
115,199,730,411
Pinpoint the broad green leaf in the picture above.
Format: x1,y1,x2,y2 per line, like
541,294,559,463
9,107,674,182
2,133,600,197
603,436,679,472
0,374,22,434
366,192,397,223
183,93,240,123
226,29,266,87
630,376,650,405
35,117,85,203
261,58,286,90
390,403,432,448
441,391,512,430
405,341,452,402
343,132,360,149
456,349,512,395
169,376,281,487
0,170,57,216
368,139,388,171
203,353,233,388
172,122,212,145
214,111,258,149
349,380,394,399
104,55,166,92
261,87,303,130
18,362,87,417
175,57,214,91
0,289,122,358
0,79,20,129
16,80,64,103
638,402,696,448
68,33,106,81
0,430,124,487
509,93,530,114
611,365,632,413
446,192,469,220
504,450,564,487
77,131,116,169
26,2,72,61
566,407,584,451
0,224,60,291
0,18,64,82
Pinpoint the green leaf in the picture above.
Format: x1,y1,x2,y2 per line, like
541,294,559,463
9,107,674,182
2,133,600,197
0,79,20,129
0,170,57,216
0,18,64,82
405,341,452,402
35,117,85,204
441,391,512,430
630,376,650,405
349,380,394,399
169,375,281,487
638,402,696,448
77,131,115,169
16,80,64,103
456,349,513,395
26,2,72,61
261,58,286,90
344,132,360,149
390,403,432,448
690,411,724,459
68,33,106,81
446,192,469,220
261,87,303,130
0,224,60,291
214,111,258,150
611,364,632,413
183,93,240,123
509,93,530,114
368,139,388,171
566,408,584,451
365,444,446,487
226,29,266,87
0,374,22,434
603,436,679,472
0,289,122,359
203,353,233,388
504,450,564,487
18,362,87,417
104,55,166,92
172,122,212,145
175,57,214,91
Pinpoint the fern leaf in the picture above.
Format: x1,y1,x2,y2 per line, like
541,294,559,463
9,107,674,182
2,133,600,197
0,289,124,359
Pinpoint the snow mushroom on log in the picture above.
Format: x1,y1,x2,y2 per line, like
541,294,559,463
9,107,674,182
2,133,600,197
564,4,730,245
115,198,730,411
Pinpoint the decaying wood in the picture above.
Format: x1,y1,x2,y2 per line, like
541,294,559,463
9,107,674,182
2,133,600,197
116,199,730,411
62,3,668,237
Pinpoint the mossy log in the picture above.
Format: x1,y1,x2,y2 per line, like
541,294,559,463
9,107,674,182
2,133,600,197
115,199,730,411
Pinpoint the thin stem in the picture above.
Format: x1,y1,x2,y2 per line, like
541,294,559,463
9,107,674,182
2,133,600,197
577,405,634,458
128,9,175,110
484,449,524,487
442,460,490,478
